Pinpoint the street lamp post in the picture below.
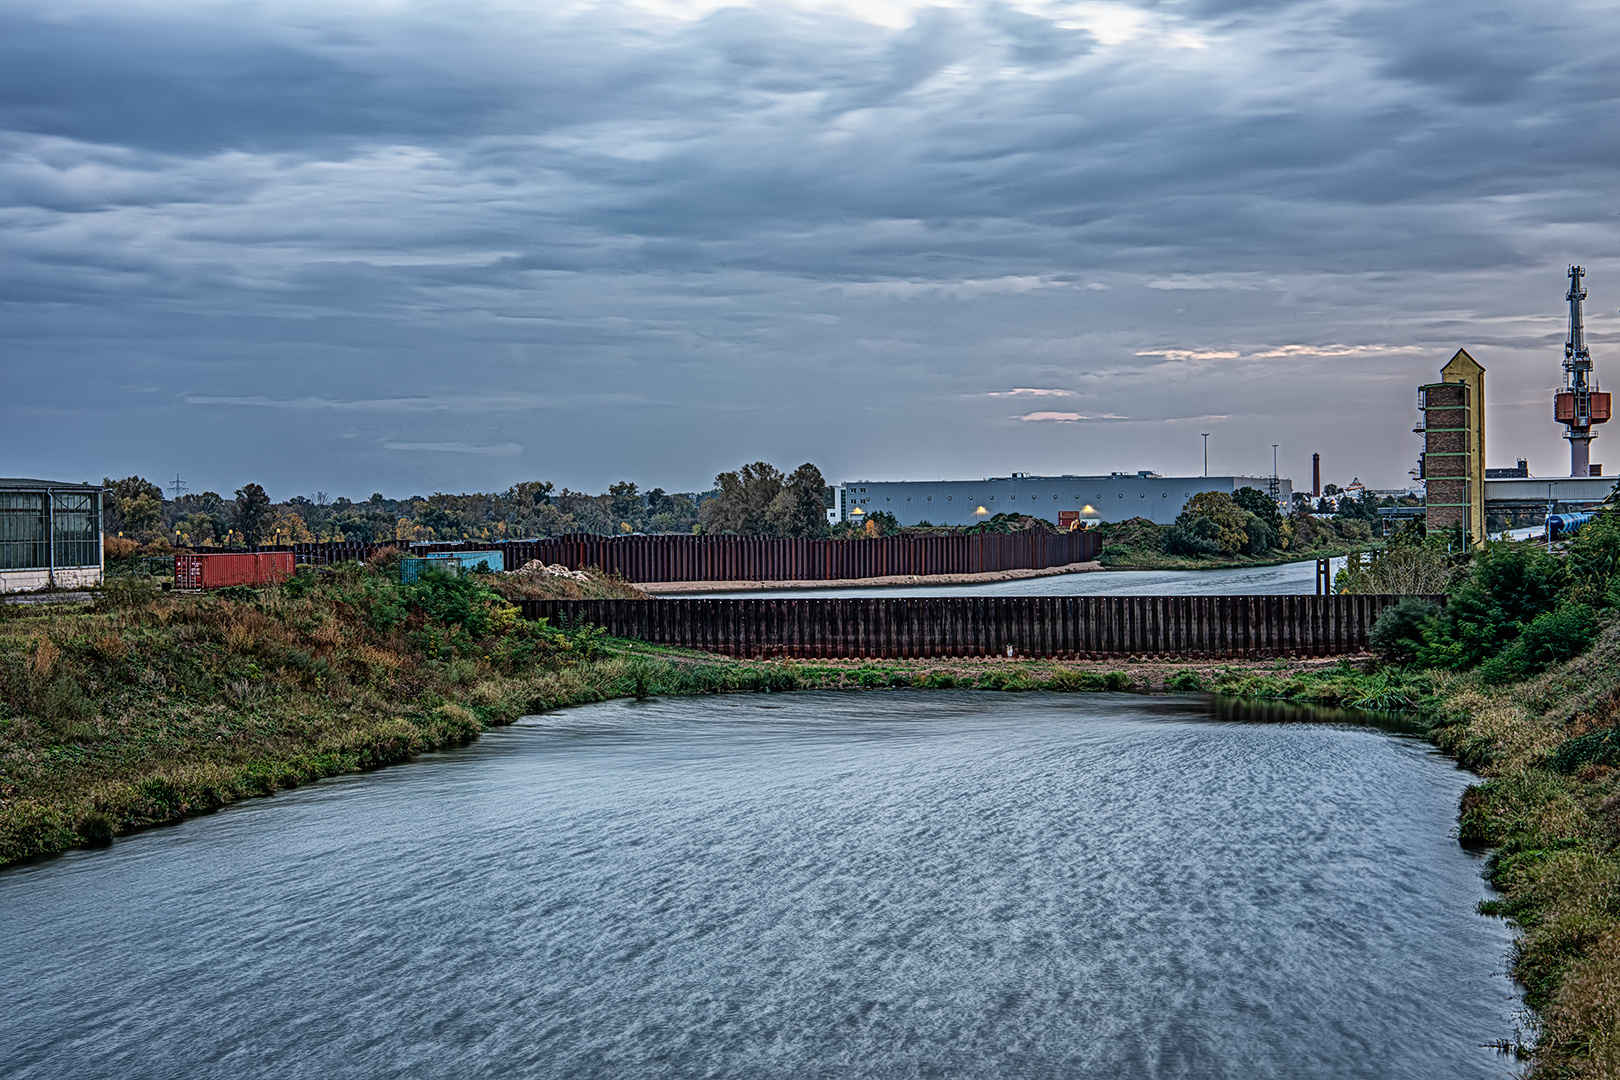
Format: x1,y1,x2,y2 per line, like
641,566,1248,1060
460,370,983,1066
1201,433,1210,477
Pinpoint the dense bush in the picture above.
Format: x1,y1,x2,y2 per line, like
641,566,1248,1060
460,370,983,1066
1548,727,1620,774
1368,597,1440,664
1418,543,1569,670
1565,511,1620,607
1161,520,1222,557
1177,491,1249,555
1478,604,1599,684
1336,518,1374,542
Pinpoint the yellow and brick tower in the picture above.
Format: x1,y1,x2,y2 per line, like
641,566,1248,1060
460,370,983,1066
1419,348,1486,546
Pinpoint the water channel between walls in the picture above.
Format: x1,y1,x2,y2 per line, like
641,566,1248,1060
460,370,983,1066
0,691,1519,1080
690,556,1339,598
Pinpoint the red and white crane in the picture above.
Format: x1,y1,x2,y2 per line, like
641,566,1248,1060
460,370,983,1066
1555,265,1611,476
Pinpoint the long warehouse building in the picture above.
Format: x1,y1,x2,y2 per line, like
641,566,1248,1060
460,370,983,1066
834,472,1291,528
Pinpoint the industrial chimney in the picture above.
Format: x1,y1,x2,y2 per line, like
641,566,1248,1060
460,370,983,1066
1312,453,1321,498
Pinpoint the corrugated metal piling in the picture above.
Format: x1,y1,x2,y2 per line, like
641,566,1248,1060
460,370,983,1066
517,594,1417,660
239,531,1101,582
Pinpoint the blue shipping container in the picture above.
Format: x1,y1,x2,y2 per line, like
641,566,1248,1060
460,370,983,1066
452,551,504,572
400,556,463,584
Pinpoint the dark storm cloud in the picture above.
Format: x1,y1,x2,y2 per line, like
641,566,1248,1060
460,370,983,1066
5,0,1620,496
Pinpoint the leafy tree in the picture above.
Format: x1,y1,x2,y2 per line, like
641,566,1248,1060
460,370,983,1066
1161,518,1222,556
1237,511,1274,554
701,462,785,535
232,483,273,546
175,512,219,546
270,508,316,544
102,475,164,537
1174,491,1248,555
608,481,643,530
863,510,900,537
1337,518,1373,542
1335,491,1381,526
765,463,830,538
1233,487,1282,533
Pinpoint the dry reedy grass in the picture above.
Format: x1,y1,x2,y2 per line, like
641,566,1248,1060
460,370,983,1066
1435,617,1620,1076
491,569,646,602
1541,929,1620,1079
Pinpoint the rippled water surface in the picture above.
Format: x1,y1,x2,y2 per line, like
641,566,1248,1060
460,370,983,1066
1,693,1517,1079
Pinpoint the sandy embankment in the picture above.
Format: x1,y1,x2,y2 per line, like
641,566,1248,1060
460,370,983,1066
636,561,1103,596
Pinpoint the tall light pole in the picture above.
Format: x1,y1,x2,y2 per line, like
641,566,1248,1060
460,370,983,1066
1201,433,1210,477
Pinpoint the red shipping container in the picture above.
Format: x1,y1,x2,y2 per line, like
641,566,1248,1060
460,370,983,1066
175,552,295,589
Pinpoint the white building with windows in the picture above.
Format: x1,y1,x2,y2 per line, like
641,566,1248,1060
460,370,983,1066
832,472,1290,528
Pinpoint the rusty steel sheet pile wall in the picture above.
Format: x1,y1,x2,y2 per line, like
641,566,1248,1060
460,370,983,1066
518,594,1422,659
231,530,1101,582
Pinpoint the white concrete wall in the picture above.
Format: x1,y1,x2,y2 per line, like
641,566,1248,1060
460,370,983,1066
0,567,103,593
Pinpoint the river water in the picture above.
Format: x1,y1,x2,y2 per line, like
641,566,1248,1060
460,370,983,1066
0,693,1516,1080
699,557,1332,598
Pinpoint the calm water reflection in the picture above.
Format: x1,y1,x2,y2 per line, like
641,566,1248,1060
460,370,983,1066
0,692,1516,1079
699,558,1336,598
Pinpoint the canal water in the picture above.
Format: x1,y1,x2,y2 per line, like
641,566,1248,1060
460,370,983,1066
0,693,1517,1080
700,557,1332,598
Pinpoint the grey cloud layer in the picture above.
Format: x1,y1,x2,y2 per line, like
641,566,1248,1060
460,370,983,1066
4,0,1620,495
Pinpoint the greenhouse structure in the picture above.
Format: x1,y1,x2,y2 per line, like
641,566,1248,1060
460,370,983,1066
0,478,103,592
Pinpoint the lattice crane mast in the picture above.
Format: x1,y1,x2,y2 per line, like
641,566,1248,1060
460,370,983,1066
1556,265,1611,477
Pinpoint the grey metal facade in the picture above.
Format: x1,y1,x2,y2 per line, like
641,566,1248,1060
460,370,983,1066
836,473,1291,527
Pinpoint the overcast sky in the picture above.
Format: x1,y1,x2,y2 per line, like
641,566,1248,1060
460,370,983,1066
5,0,1620,499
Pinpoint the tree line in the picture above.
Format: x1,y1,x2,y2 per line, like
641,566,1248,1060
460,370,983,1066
99,462,837,549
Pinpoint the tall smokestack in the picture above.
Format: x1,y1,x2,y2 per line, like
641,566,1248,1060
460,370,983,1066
1312,453,1321,497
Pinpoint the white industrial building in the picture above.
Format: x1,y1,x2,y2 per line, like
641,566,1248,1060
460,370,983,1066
832,472,1291,528
0,479,104,592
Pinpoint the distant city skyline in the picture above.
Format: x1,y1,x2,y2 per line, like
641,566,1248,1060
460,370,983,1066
6,0,1619,498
